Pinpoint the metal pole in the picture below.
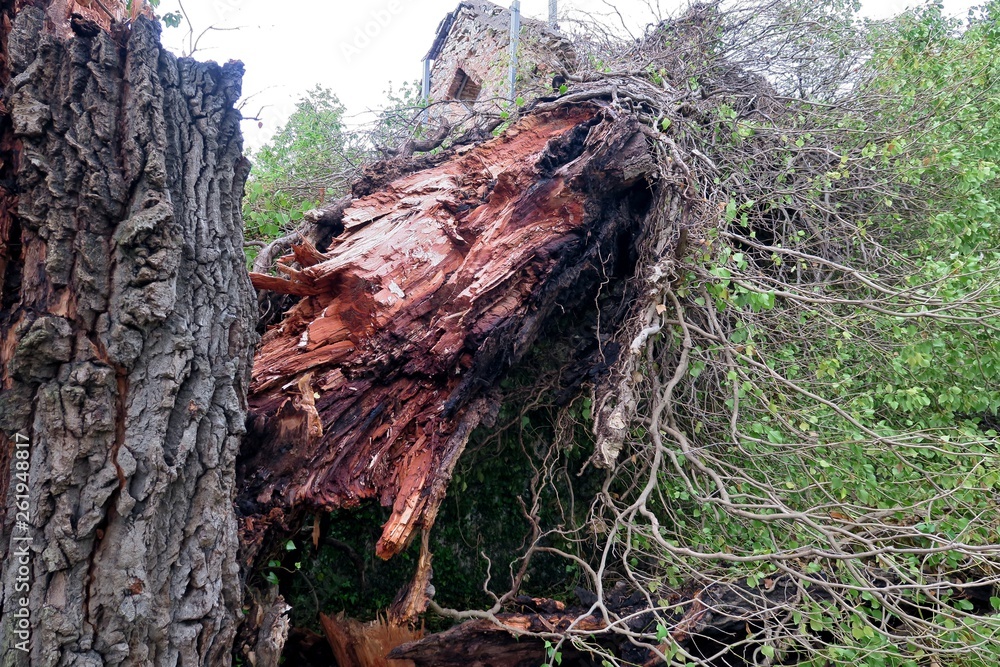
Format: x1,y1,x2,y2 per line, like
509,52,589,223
421,58,432,103
509,0,521,101
421,58,432,123
548,0,557,29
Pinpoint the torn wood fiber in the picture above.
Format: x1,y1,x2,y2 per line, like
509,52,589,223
239,101,659,561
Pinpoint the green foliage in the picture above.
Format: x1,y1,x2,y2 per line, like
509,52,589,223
244,86,358,237
544,640,563,666
614,2,1000,664
366,79,427,149
160,12,182,28
132,0,182,27
243,82,425,264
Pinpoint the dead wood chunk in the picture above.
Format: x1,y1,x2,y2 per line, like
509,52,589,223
388,530,435,625
320,613,422,667
240,102,657,563
388,621,549,667
253,592,292,667
389,577,836,666
514,595,567,614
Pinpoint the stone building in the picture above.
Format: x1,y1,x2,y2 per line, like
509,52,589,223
422,1,575,124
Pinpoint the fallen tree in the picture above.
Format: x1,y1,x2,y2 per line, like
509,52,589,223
238,101,664,619
390,577,831,667
242,2,1000,665
1,1,997,665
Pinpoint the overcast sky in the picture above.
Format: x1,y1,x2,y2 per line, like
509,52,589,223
155,0,981,150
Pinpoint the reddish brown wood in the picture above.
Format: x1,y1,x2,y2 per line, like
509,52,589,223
0,0,21,517
319,614,421,667
240,103,656,565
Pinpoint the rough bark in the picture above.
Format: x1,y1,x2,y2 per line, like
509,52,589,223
239,103,656,572
0,5,255,666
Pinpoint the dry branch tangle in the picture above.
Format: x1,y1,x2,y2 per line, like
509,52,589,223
242,103,657,561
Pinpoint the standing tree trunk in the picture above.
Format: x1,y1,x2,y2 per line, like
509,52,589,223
0,4,255,665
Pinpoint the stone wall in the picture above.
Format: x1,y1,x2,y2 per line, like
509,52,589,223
427,1,574,125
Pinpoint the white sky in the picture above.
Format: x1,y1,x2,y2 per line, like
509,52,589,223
155,0,981,151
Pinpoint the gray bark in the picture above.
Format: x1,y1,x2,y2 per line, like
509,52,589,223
0,9,255,666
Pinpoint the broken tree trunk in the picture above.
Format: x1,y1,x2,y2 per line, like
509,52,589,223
0,4,255,665
240,103,657,572
319,613,422,667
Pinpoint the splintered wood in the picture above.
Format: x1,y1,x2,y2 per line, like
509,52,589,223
242,103,655,561
320,614,421,667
